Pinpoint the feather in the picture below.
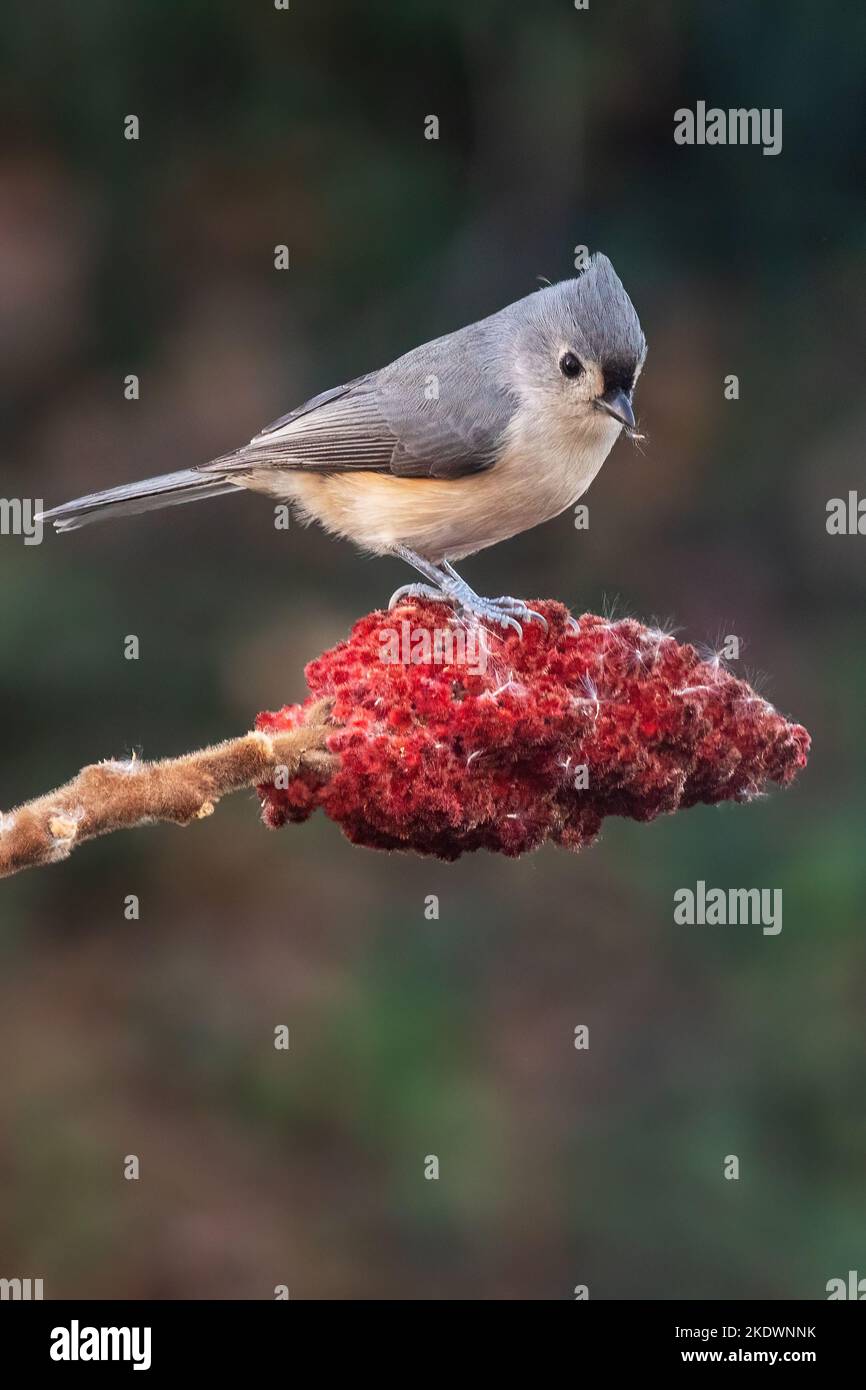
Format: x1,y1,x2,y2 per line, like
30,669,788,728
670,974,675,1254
37,470,240,532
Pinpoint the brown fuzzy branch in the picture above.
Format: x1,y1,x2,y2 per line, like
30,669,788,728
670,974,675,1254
0,698,337,880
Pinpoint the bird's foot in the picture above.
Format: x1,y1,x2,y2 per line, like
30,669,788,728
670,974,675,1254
388,553,548,638
388,581,528,635
438,579,547,638
484,595,549,632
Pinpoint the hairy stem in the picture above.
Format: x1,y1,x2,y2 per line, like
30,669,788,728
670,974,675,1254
0,699,336,879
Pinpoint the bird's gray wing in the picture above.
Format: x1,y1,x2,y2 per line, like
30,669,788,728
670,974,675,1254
253,375,372,437
198,324,516,481
373,322,517,478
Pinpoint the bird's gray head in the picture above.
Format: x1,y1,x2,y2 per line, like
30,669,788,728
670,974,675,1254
499,254,646,436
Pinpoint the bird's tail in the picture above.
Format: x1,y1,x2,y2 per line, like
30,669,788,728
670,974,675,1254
36,469,241,533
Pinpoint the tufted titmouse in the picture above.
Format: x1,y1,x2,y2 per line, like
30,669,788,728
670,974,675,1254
39,254,645,633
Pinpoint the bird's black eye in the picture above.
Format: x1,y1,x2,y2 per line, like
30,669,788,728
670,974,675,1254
559,351,584,378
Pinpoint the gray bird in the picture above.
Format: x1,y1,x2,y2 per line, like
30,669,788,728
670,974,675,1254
39,254,646,633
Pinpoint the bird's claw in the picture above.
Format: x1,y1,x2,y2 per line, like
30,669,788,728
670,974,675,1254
388,582,522,634
389,571,548,640
445,593,550,639
388,583,443,610
486,597,549,632
473,607,523,637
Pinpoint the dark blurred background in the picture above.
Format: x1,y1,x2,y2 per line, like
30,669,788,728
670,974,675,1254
1,0,864,1299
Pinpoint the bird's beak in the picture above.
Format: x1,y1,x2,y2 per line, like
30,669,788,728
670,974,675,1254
595,387,636,431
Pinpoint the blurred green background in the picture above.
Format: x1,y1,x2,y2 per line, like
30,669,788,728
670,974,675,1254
1,0,864,1299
